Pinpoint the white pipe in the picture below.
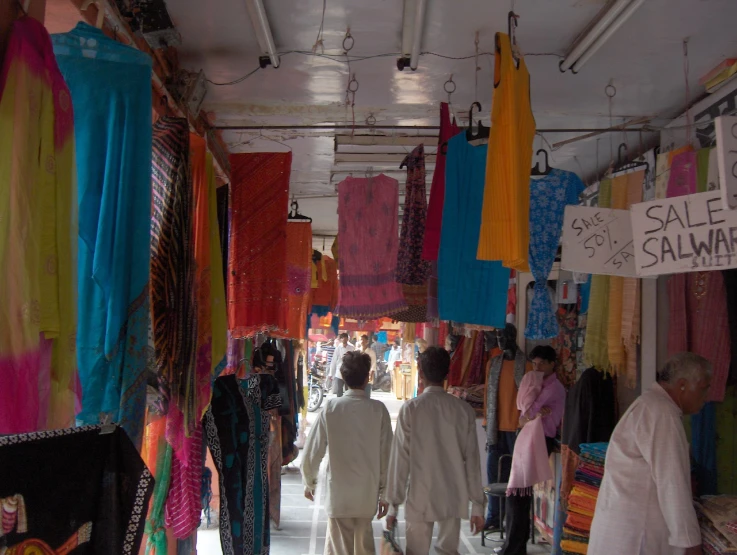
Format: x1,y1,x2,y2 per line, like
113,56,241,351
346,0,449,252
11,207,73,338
559,0,632,72
244,0,280,68
571,0,645,72
409,0,427,70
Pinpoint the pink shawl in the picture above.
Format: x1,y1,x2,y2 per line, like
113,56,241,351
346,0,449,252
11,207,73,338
507,371,553,495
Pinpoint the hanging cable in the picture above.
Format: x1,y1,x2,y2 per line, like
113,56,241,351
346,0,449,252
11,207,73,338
606,82,616,167
474,32,480,103
312,0,327,54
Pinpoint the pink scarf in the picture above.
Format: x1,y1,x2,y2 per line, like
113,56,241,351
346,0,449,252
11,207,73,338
507,371,553,496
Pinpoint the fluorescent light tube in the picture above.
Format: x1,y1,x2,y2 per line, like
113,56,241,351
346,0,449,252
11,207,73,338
244,0,280,68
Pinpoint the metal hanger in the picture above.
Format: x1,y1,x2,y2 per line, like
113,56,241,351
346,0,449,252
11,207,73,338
288,199,312,222
531,149,552,176
465,102,489,142
613,143,649,173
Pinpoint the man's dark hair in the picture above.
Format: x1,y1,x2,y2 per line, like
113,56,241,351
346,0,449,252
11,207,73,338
419,346,451,384
529,345,557,363
340,351,371,388
339,332,349,340
361,334,369,341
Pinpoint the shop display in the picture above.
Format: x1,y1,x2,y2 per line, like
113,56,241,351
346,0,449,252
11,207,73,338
477,32,536,271
228,152,291,336
278,221,312,340
394,144,431,323
438,133,510,327
0,425,153,554
335,174,407,319
53,22,153,448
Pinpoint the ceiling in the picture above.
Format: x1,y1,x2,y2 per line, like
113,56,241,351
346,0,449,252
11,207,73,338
46,0,737,248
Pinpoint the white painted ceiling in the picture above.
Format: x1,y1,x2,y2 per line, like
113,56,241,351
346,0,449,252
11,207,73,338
164,0,737,244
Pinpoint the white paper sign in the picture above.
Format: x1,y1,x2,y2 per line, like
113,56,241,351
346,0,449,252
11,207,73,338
716,115,737,209
561,206,638,277
631,190,737,276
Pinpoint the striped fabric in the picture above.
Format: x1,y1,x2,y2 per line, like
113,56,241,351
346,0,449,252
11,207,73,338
151,117,198,454
164,426,203,539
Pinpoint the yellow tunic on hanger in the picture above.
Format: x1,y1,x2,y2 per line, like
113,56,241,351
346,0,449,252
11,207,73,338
477,32,536,272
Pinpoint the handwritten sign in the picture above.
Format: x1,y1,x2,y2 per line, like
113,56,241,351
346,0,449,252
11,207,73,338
561,206,638,277
631,190,737,276
716,115,737,209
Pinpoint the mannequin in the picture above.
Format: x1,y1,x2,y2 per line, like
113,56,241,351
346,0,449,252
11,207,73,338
484,324,530,530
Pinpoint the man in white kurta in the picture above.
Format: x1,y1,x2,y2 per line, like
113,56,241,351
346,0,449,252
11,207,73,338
589,353,713,555
360,334,377,398
329,333,355,397
302,351,393,555
386,347,485,554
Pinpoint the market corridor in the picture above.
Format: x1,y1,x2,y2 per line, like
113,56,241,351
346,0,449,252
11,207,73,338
197,392,551,554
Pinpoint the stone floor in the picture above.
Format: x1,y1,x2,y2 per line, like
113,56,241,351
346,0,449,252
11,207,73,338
197,391,552,554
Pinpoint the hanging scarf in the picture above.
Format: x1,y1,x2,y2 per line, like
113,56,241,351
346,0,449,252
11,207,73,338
207,154,228,378
151,117,198,456
507,371,553,495
228,153,291,336
606,175,629,371
486,350,527,446
583,180,612,370
620,171,644,388
274,222,312,340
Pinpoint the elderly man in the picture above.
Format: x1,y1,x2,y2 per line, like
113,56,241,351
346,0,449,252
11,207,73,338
328,333,355,397
589,352,712,555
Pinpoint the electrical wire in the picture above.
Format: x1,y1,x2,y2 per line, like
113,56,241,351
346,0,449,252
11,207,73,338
206,66,261,86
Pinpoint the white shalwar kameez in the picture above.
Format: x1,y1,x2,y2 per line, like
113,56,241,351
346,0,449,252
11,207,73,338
588,382,701,555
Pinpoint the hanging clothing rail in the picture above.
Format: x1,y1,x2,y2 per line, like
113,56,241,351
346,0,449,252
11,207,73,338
215,124,651,132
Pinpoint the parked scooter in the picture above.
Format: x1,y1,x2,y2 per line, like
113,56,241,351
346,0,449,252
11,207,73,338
307,358,329,412
372,360,392,392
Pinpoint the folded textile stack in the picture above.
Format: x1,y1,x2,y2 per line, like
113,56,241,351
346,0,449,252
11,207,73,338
561,442,608,555
696,496,737,554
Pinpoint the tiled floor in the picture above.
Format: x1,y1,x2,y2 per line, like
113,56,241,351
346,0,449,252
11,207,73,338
197,392,552,554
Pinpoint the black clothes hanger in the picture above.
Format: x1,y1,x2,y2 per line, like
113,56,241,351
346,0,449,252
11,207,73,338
531,149,552,176
614,143,649,174
312,249,322,264
288,200,312,222
466,102,489,142
507,11,520,66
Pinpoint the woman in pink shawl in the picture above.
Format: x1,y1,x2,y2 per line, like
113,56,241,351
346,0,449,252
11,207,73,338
499,346,566,555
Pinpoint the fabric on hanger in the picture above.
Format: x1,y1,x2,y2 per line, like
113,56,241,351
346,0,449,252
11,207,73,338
273,222,312,340
394,144,431,323
228,152,291,336
691,402,718,496
583,180,612,370
208,154,228,378
666,149,697,198
164,425,203,539
696,148,712,193
668,271,730,402
53,22,152,447
552,304,580,389
310,255,338,311
0,17,77,434
477,32,536,271
335,174,408,319
204,374,282,555
525,169,585,340
438,133,509,327
216,185,230,298
191,134,213,421
0,425,153,554
423,102,460,260
619,171,644,389
426,261,439,322
150,117,198,460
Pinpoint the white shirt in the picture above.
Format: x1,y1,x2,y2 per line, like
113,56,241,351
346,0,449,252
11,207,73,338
329,342,355,379
361,346,377,381
589,383,701,555
301,390,393,518
386,386,484,522
387,347,401,369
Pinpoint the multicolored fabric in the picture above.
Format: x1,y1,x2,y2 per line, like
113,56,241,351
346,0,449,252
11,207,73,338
525,169,585,340
164,426,203,539
439,133,509,327
667,150,698,198
394,145,431,323
204,374,282,555
228,153,291,336
423,102,460,260
335,174,407,318
0,17,77,434
207,155,228,379
0,425,154,555
310,255,338,311
276,222,312,340
151,117,198,456
53,23,152,447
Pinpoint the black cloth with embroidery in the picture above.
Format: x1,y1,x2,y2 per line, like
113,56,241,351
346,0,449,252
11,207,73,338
0,425,153,554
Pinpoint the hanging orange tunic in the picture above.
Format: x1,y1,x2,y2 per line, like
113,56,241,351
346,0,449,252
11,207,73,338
477,33,536,272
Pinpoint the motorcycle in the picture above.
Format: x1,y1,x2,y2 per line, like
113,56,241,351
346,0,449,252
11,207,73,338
372,359,392,393
307,358,329,412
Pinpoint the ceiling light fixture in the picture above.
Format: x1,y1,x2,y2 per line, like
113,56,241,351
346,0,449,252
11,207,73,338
397,0,427,71
560,0,645,73
244,0,280,69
